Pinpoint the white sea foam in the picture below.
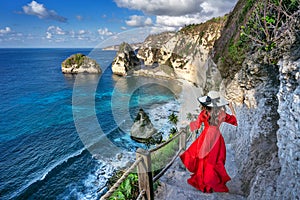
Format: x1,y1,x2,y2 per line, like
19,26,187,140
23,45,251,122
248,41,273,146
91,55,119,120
62,100,180,200
9,147,87,199
147,100,180,140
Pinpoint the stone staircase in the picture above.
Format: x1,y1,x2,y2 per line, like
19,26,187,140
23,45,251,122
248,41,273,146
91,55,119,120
154,144,246,200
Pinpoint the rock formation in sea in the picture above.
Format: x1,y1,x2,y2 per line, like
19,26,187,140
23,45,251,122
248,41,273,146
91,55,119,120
111,42,141,76
130,108,162,144
61,53,101,74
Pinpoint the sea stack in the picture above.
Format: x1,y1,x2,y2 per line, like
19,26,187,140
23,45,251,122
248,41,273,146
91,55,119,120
130,108,162,144
111,42,140,76
61,53,101,74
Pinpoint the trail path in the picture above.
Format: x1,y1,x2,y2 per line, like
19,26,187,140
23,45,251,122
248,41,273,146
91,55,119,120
154,144,246,200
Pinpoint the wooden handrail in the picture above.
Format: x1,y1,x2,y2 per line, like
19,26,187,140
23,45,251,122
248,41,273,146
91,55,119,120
99,127,190,200
99,156,143,200
153,148,182,182
149,131,181,153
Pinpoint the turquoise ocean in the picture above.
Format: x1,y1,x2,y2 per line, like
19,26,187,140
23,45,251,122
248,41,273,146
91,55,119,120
0,48,178,199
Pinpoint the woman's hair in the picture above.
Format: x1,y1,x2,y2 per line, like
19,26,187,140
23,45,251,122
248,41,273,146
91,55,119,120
201,104,225,126
200,103,211,111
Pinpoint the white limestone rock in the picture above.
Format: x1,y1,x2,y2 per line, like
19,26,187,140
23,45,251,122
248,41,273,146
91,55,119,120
111,42,140,76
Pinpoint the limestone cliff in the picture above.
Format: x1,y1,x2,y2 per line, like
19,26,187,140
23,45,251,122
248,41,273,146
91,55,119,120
61,53,101,74
135,18,226,86
111,42,140,76
110,0,299,198
212,0,300,199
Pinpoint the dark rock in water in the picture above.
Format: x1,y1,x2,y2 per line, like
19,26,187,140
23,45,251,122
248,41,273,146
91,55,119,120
130,108,162,144
150,131,163,144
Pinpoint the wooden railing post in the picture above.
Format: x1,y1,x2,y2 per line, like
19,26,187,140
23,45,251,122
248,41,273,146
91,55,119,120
179,129,187,151
136,148,154,200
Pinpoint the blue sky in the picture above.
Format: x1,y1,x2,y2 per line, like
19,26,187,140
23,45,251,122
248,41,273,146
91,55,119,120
0,0,237,48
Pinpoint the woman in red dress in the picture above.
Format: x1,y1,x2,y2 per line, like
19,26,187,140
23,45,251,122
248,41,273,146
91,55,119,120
180,91,237,193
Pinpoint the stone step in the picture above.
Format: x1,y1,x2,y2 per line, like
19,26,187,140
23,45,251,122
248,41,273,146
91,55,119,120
154,144,246,199
155,182,246,200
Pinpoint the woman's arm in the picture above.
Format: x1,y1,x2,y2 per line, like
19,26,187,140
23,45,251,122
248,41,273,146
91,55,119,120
228,102,236,117
224,102,238,126
190,110,207,131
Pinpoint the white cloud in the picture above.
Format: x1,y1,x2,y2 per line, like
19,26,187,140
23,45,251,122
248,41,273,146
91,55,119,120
115,0,202,16
115,0,237,29
115,0,236,16
0,27,11,34
47,26,66,35
78,30,87,35
125,15,153,27
156,13,212,28
148,26,177,35
22,1,67,22
46,32,52,39
98,28,113,36
121,26,127,30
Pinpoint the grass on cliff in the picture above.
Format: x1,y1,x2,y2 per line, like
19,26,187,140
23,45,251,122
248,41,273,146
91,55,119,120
63,53,85,68
214,0,299,79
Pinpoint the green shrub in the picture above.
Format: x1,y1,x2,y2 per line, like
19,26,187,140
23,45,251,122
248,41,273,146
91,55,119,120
109,173,139,200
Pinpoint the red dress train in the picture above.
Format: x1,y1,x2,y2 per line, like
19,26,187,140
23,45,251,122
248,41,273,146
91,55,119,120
180,110,237,193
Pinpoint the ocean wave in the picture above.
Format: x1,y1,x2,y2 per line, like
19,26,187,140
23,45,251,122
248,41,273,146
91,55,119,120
8,147,87,199
8,120,127,199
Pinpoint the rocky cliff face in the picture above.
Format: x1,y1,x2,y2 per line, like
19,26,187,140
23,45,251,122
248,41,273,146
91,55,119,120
136,18,226,86
212,1,300,199
276,51,300,199
111,42,140,76
221,56,281,199
114,0,299,198
61,53,101,74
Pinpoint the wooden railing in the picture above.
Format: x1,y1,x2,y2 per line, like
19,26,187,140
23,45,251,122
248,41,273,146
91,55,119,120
99,127,193,200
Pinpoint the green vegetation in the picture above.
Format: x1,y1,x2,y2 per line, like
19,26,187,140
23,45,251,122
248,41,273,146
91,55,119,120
240,0,299,63
168,127,177,139
109,173,139,200
63,53,85,68
152,111,180,175
228,38,247,66
214,0,299,79
168,112,178,138
168,112,178,125
151,136,179,175
186,113,193,121
108,112,183,199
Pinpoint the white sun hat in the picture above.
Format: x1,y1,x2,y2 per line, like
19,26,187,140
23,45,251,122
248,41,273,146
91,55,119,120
197,91,228,107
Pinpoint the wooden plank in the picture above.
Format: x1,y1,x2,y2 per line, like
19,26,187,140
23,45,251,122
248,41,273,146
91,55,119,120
136,148,154,200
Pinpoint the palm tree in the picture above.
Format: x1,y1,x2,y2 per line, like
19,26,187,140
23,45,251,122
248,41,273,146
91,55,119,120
168,112,178,125
186,112,193,121
168,127,177,139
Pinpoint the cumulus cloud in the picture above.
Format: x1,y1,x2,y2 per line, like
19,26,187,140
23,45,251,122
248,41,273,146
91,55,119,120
46,26,66,39
98,28,113,36
0,27,12,34
44,26,95,43
125,15,153,27
22,1,67,22
47,26,66,35
115,0,202,16
115,0,237,29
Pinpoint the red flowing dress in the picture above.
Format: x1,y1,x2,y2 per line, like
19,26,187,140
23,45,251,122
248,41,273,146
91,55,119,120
180,110,237,193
